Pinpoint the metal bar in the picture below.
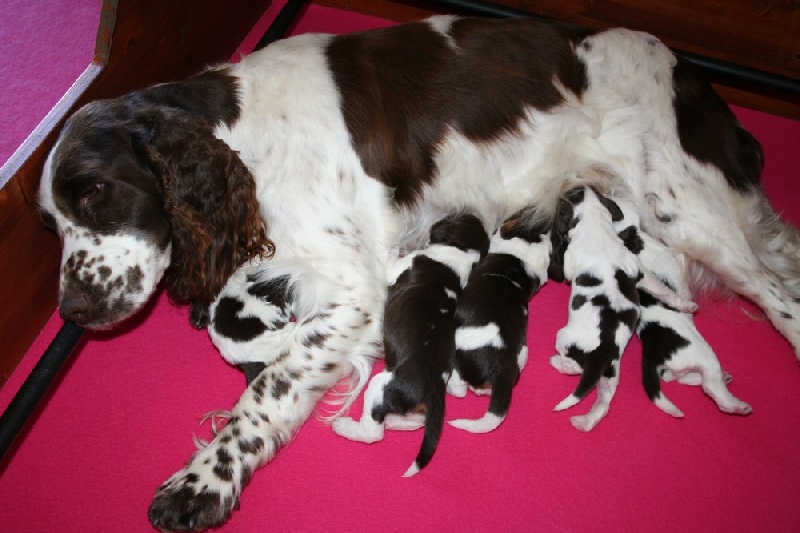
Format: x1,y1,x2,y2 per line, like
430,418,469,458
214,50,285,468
254,0,311,51
0,321,85,461
422,0,800,98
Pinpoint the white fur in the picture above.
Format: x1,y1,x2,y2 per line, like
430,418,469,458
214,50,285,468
552,188,639,431
455,323,505,350
41,18,799,526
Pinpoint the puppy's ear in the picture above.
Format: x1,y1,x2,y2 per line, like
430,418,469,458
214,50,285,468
596,192,624,222
500,207,551,243
547,197,573,282
499,214,523,239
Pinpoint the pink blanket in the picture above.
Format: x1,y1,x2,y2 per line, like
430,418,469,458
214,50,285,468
2,3,799,531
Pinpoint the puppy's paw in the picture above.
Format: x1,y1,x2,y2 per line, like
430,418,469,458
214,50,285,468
446,372,468,398
385,413,425,431
332,416,384,443
550,354,582,375
570,413,601,432
717,398,753,416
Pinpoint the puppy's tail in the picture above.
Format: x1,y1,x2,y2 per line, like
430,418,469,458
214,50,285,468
553,349,608,411
639,319,686,418
449,373,514,433
642,356,685,418
403,388,445,477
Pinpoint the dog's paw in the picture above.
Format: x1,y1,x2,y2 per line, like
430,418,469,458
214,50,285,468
550,354,582,375
148,469,237,531
570,413,601,432
332,416,385,443
385,413,425,431
446,372,468,398
716,397,753,416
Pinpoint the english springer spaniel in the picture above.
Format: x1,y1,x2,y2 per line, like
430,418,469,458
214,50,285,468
332,213,488,477
623,206,753,417
38,16,800,530
447,213,551,433
548,186,647,431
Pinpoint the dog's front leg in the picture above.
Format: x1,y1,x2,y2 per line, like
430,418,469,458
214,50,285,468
148,286,383,531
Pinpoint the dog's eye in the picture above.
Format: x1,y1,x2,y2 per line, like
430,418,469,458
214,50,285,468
80,182,105,209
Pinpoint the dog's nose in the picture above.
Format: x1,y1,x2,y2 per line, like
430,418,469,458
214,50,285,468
60,294,90,323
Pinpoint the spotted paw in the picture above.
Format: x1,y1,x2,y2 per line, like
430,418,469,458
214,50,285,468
148,468,237,531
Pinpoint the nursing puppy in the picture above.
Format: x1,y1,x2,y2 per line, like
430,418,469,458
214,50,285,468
447,213,551,433
332,213,488,476
548,186,643,431
208,260,294,384
638,289,753,417
607,196,749,416
627,224,752,416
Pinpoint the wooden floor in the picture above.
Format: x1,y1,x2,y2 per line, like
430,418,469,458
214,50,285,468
318,0,800,119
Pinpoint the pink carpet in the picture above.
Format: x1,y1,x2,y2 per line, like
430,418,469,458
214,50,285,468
2,3,799,531
0,0,101,167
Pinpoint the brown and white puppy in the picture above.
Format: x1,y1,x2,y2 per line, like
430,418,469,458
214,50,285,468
332,213,489,476
447,213,551,433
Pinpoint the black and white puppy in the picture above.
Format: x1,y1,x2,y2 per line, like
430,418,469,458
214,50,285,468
623,215,753,416
548,186,644,432
208,260,294,384
447,213,551,433
606,196,749,417
332,213,489,476
638,289,753,418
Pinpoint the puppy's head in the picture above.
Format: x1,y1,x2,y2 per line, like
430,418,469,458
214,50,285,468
429,213,490,257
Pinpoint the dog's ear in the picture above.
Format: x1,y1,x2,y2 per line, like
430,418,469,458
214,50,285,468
547,197,574,282
596,191,624,222
500,207,552,243
139,110,274,304
499,214,523,239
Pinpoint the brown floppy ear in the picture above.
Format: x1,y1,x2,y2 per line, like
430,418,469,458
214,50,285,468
141,111,274,305
547,197,575,282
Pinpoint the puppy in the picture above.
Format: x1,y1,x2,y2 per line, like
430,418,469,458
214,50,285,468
548,186,642,432
630,229,752,417
447,213,552,433
605,196,750,417
208,260,294,384
332,213,489,476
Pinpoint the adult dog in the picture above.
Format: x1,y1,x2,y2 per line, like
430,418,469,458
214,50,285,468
38,15,800,530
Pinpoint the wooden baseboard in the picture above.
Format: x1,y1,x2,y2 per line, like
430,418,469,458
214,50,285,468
0,0,272,389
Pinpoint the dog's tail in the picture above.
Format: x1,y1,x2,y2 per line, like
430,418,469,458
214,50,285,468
637,313,687,418
642,355,685,418
553,348,610,411
449,372,514,433
403,387,445,477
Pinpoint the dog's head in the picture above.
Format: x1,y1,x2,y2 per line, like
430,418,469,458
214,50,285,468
429,213,490,257
39,81,272,329
548,187,584,282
